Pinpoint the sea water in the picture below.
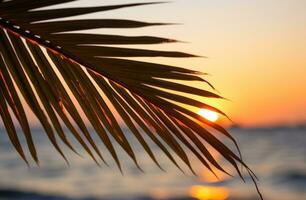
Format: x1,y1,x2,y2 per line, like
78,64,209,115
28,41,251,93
0,126,305,200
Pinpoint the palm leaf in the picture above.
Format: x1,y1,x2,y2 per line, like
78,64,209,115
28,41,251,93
0,1,262,198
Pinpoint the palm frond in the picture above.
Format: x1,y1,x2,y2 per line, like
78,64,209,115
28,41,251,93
0,1,261,198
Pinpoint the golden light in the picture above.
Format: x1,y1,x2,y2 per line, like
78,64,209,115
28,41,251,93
198,109,219,122
189,185,229,200
199,148,229,183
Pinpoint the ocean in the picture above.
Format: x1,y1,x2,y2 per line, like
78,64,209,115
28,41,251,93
0,126,305,200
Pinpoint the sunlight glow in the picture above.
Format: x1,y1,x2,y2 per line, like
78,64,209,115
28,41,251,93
198,109,219,122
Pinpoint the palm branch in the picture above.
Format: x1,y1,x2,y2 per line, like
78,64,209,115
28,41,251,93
0,0,261,198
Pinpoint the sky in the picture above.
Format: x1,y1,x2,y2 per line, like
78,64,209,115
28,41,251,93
6,0,306,127
73,0,306,127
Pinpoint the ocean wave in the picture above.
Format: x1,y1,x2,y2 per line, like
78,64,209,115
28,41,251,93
273,170,306,191
0,189,75,200
0,188,255,200
0,189,181,200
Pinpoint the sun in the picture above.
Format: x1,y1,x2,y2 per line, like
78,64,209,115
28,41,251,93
198,109,219,122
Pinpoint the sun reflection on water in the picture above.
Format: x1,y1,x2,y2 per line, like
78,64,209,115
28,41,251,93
189,185,229,200
189,147,230,200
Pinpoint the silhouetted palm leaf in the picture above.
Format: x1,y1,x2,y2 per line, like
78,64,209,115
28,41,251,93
0,1,261,198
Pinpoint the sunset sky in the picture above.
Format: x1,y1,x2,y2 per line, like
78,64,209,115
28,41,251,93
77,0,306,127
12,0,306,127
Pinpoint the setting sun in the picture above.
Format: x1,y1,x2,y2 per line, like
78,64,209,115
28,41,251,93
198,109,219,122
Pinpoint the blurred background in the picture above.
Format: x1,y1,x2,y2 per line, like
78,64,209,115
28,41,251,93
0,0,305,200
0,126,305,200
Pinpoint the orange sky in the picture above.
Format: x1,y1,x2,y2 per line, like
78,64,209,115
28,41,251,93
112,0,306,127
5,0,306,127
